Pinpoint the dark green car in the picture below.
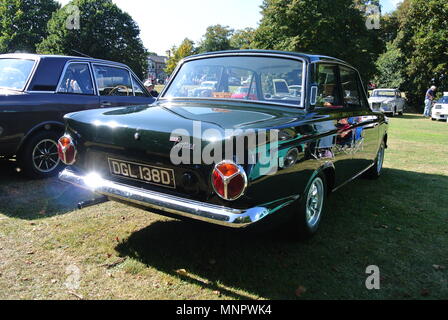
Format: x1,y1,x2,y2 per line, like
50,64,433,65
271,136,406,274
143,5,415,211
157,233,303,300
58,50,388,239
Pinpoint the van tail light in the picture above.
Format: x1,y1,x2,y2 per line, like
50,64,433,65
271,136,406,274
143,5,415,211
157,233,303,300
57,135,77,165
211,161,247,201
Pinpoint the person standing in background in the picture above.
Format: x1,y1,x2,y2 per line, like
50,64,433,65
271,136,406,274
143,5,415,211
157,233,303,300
144,80,159,97
423,85,437,117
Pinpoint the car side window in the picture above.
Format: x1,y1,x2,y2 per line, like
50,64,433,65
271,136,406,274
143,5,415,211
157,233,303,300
339,66,370,110
93,65,133,96
57,63,94,95
339,66,361,108
315,64,342,108
132,76,149,97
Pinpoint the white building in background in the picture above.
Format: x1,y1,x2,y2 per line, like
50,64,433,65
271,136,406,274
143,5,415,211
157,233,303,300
147,55,168,84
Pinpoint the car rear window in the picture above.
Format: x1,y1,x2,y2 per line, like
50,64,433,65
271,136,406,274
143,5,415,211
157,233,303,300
163,56,305,107
437,97,448,104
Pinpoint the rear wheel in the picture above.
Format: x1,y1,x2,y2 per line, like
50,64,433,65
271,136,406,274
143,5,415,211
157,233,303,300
289,172,327,240
365,141,385,179
18,130,64,179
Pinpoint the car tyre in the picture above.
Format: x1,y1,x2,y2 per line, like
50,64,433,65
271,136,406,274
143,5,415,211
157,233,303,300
18,130,64,179
288,172,328,240
365,140,385,180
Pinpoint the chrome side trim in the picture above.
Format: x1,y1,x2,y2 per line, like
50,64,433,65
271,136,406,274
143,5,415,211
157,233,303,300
332,162,375,193
59,169,297,228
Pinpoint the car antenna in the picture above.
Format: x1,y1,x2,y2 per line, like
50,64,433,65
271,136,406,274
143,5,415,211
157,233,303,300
71,49,92,58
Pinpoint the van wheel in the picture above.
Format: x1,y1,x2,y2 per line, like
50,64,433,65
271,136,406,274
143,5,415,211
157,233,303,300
18,130,63,179
365,141,385,179
289,172,327,240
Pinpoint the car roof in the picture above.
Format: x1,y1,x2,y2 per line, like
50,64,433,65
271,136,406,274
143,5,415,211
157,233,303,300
373,88,398,91
185,49,350,65
0,53,128,68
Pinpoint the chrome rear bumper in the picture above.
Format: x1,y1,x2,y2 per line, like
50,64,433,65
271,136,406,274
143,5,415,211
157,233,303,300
59,169,297,228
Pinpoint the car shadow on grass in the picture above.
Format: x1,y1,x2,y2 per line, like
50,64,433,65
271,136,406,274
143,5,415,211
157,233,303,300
0,159,95,220
115,168,448,300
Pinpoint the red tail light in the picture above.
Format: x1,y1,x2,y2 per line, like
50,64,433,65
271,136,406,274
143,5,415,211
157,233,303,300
58,135,76,165
211,161,247,201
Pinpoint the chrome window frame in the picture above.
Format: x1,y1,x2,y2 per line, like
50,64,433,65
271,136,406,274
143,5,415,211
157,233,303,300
159,52,307,109
92,63,135,97
311,60,370,112
130,74,150,97
55,61,96,96
0,57,39,92
24,58,144,97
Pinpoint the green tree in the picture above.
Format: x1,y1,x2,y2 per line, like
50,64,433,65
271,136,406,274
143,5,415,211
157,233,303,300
394,0,448,108
252,0,384,83
230,28,255,49
37,0,148,78
0,0,60,53
165,38,196,75
198,24,234,53
374,41,405,89
378,12,400,44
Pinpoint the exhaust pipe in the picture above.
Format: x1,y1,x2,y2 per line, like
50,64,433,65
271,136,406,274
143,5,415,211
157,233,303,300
78,196,109,210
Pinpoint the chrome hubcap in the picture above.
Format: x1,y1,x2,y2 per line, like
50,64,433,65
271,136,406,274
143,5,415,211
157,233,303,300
306,177,324,227
377,145,384,174
32,139,60,173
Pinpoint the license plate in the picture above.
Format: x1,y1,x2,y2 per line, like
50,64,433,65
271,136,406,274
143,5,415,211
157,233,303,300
108,158,176,189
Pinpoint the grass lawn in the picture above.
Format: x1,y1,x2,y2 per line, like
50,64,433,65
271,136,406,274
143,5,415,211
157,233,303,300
0,114,447,300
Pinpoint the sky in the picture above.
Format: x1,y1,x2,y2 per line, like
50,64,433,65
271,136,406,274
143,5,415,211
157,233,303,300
57,0,401,56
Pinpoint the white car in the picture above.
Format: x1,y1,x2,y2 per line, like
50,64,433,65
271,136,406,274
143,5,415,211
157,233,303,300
431,93,448,121
191,81,218,97
368,89,406,116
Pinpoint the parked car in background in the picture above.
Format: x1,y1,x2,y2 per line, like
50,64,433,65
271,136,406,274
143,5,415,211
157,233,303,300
0,53,154,178
431,92,448,121
288,85,302,97
228,76,241,86
230,86,257,100
58,50,388,240
368,89,405,116
191,81,218,97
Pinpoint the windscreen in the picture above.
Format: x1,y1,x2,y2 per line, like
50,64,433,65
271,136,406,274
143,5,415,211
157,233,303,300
372,90,396,97
0,58,35,90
